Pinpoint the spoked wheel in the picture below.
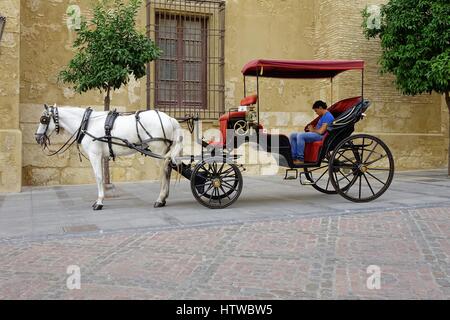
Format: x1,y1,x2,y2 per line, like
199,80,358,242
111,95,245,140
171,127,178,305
304,153,353,194
304,159,336,194
329,134,394,202
190,159,243,209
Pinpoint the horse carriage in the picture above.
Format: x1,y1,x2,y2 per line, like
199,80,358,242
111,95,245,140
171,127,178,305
172,59,395,209
35,59,394,210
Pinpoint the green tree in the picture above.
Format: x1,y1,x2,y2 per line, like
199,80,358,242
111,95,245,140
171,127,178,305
59,0,161,184
362,0,450,174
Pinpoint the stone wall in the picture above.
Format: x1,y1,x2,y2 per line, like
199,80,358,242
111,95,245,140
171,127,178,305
222,0,448,173
18,0,320,185
224,0,316,111
443,97,449,170
19,0,160,186
1,0,447,190
0,0,22,192
312,0,447,170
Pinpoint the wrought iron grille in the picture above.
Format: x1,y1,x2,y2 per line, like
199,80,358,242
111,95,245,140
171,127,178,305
146,0,225,120
0,16,6,44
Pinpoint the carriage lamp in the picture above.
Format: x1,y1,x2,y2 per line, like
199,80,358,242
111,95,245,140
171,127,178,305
0,16,6,44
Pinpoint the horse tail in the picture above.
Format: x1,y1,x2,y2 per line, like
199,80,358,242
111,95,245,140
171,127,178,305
166,118,183,165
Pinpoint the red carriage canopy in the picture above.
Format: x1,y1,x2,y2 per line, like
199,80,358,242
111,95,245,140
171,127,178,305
241,59,364,79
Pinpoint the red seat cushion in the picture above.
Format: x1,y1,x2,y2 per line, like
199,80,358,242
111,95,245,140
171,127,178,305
330,96,362,115
219,111,247,122
216,111,246,145
304,96,362,131
215,110,264,147
240,95,258,106
304,132,328,163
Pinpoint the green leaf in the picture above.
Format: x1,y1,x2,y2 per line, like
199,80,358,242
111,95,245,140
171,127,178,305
59,0,161,101
362,0,450,95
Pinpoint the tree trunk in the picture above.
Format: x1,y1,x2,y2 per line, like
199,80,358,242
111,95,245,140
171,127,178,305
104,87,111,185
446,91,450,176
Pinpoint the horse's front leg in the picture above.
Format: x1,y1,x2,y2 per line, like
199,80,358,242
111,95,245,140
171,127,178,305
154,158,172,208
89,152,105,211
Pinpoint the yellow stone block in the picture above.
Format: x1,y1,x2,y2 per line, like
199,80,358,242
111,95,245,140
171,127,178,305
61,167,95,185
22,143,70,168
23,166,61,186
0,130,22,192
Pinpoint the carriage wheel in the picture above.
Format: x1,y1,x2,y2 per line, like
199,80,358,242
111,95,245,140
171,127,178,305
190,159,243,209
329,134,394,202
303,161,336,194
304,155,354,195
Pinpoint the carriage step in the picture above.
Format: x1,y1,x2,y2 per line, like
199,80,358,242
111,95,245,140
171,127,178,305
298,172,316,186
284,169,298,180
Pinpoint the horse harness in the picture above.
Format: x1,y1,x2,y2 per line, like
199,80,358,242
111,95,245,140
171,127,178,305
104,110,120,160
75,107,94,144
77,108,173,161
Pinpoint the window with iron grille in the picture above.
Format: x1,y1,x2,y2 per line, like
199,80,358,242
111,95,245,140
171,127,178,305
146,0,225,120
155,14,207,108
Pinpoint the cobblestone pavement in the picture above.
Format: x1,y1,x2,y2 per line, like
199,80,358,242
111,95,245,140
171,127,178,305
1,169,449,299
0,205,449,299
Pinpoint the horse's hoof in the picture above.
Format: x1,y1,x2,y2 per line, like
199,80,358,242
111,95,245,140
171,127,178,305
154,201,166,208
93,204,103,211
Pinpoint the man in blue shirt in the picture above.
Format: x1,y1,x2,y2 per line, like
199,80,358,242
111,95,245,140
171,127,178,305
290,100,334,165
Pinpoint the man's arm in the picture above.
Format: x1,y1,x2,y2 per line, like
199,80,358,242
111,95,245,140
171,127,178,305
308,123,328,135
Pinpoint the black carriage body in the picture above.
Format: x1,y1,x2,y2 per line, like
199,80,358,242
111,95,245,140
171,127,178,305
214,97,371,169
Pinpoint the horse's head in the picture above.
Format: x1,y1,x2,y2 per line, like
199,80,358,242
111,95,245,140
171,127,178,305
35,104,60,147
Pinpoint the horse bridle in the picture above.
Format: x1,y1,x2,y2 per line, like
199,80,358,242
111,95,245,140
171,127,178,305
39,105,60,135
36,105,70,156
37,106,91,161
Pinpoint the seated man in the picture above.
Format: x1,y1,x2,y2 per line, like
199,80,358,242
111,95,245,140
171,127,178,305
290,100,334,165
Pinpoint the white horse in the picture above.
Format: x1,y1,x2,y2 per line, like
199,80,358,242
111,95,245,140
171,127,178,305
34,104,183,210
